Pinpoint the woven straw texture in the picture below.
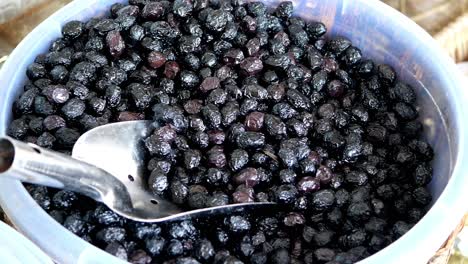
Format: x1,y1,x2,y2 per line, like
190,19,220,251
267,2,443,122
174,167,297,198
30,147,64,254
384,0,468,62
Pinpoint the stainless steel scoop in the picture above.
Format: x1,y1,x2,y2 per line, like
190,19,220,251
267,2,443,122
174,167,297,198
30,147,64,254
0,121,273,222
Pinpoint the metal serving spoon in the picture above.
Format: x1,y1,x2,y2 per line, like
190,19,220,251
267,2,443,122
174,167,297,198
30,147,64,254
0,121,273,222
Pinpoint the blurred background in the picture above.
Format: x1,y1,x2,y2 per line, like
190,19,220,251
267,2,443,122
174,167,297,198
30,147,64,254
0,0,467,263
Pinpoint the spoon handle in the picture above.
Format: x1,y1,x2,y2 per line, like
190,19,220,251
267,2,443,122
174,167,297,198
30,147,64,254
0,136,115,202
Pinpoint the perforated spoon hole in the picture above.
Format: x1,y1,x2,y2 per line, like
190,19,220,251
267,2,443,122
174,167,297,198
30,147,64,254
150,199,158,205
32,147,41,154
128,175,134,182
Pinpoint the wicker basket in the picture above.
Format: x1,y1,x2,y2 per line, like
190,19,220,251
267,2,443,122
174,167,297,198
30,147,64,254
0,0,47,24
434,13,468,62
384,0,468,34
384,0,468,62
429,214,468,264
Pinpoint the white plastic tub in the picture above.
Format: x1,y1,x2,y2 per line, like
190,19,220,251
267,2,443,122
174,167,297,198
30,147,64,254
0,0,467,263
0,221,52,263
